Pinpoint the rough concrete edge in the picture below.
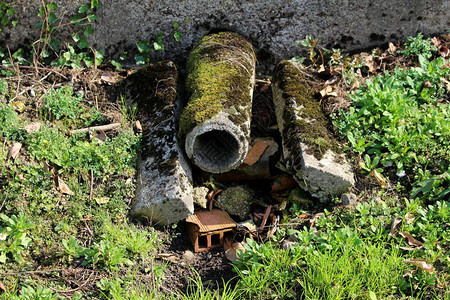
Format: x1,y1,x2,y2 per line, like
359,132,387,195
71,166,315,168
184,111,249,173
272,60,355,201
124,61,194,225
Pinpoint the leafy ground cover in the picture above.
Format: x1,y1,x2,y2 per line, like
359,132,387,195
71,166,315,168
0,31,449,299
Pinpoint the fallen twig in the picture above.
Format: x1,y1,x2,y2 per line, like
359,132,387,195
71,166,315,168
0,269,64,276
48,272,95,294
89,169,94,202
69,123,121,135
259,205,272,233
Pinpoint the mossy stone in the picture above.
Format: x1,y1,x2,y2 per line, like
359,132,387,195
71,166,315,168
215,185,255,220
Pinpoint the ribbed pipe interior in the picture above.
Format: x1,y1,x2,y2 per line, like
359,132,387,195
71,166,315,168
192,129,240,173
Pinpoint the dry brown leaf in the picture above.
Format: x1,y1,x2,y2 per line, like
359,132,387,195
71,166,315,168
0,281,5,292
319,85,333,98
266,215,279,240
388,42,397,54
370,169,387,187
399,231,423,247
10,101,25,112
94,129,107,142
243,141,269,165
100,72,119,84
94,196,110,204
134,120,142,133
404,213,415,224
43,158,54,175
399,246,423,251
225,241,245,261
7,142,22,160
23,122,42,133
324,76,338,86
318,64,326,73
364,54,378,73
158,253,179,263
389,217,402,236
404,259,434,273
439,46,449,58
56,176,74,195
431,37,441,48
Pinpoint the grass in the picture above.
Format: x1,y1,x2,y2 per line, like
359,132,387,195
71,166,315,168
1,33,449,299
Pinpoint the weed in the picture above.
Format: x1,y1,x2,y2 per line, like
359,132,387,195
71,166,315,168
0,102,24,141
0,213,35,263
0,2,16,33
11,285,61,300
174,270,242,300
134,33,166,65
27,125,140,177
35,0,103,68
398,33,437,60
334,54,450,201
298,243,407,299
41,85,102,127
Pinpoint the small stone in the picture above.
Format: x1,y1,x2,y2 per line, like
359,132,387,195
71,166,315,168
193,186,209,209
341,193,358,206
182,250,195,263
215,185,255,220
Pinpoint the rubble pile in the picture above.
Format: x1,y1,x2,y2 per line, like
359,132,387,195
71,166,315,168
124,32,355,251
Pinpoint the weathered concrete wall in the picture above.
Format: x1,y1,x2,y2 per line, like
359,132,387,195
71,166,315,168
1,0,448,71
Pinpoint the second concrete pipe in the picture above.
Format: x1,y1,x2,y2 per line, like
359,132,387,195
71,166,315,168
179,32,256,173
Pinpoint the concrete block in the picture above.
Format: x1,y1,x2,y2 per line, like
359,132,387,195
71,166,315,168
272,60,355,201
123,61,194,225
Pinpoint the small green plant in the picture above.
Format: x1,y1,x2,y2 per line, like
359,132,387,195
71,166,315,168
0,78,7,98
175,270,242,300
33,0,103,68
398,33,437,60
111,51,127,70
0,213,35,263
27,125,140,177
40,85,102,126
172,21,182,42
134,32,165,65
0,102,21,141
335,54,450,200
296,34,322,67
11,285,61,300
0,2,16,33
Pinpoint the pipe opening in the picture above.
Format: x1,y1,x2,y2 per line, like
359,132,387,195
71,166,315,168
193,130,240,172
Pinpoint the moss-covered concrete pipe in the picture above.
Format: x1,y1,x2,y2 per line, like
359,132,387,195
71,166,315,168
179,32,256,173
123,61,194,225
272,60,355,201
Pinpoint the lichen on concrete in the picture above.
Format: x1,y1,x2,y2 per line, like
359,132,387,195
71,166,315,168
272,60,354,201
179,31,256,140
273,60,339,160
123,60,194,225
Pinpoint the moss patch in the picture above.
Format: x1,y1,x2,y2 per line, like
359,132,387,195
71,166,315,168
274,60,340,160
179,32,256,139
122,60,178,122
